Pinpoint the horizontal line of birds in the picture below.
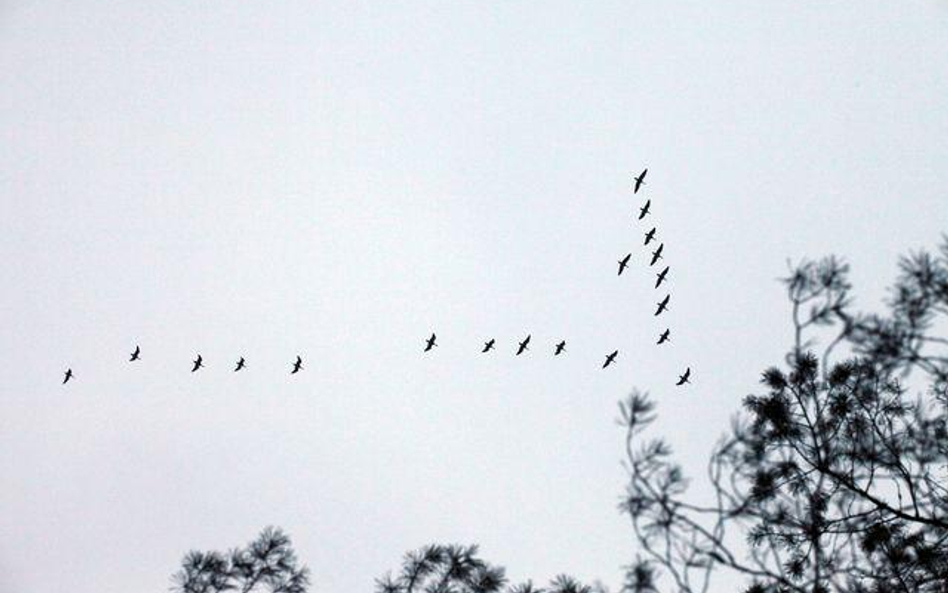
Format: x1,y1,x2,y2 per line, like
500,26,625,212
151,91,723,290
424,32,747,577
59,338,690,386
61,349,301,384
420,332,689,385
421,168,691,387
59,169,690,388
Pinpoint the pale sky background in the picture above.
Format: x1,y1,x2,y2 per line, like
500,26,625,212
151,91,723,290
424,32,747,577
2,1,947,591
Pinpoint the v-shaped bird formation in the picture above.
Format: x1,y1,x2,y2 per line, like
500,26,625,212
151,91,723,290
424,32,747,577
59,168,690,387
420,167,692,387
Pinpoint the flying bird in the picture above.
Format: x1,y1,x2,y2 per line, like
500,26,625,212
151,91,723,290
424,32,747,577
129,345,140,362
234,357,246,372
516,334,531,355
644,227,657,246
618,253,632,276
633,169,647,193
655,295,670,316
657,329,671,345
482,339,496,353
677,367,692,386
602,350,618,369
655,266,669,288
424,333,437,352
638,200,651,220
191,355,204,372
62,369,73,384
650,243,664,266
291,355,303,374
554,340,566,356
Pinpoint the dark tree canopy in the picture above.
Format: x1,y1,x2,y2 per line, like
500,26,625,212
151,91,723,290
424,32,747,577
622,238,948,593
373,543,621,593
172,527,310,593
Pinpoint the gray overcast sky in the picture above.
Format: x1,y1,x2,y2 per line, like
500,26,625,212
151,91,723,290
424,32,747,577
1,1,947,591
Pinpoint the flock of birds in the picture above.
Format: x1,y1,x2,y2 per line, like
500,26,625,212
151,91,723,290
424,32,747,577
60,168,690,387
421,168,692,387
61,348,302,383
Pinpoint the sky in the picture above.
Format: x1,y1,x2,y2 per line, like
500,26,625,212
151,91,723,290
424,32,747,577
1,1,947,591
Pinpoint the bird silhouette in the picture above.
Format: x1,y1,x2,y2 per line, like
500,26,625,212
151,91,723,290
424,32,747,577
633,169,647,193
655,265,669,288
644,227,657,246
603,350,618,368
234,357,246,372
516,335,531,355
62,369,73,384
655,295,670,316
677,367,691,386
554,340,566,355
291,355,303,374
129,345,140,361
424,333,437,352
191,354,203,372
650,243,664,266
638,200,651,220
657,329,671,345
482,339,495,353
618,253,632,275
